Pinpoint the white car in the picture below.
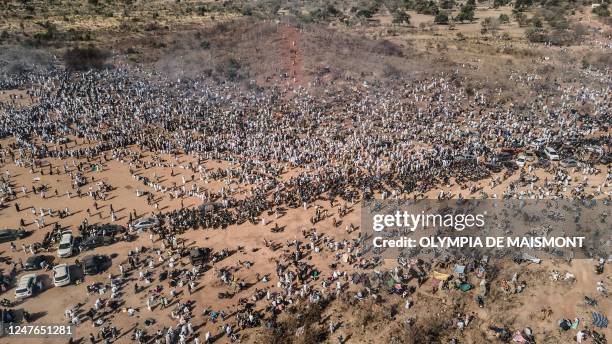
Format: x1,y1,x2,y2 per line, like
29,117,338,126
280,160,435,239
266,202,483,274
544,147,560,161
53,264,71,287
57,230,74,258
133,217,159,231
516,154,527,168
530,138,547,149
15,274,37,299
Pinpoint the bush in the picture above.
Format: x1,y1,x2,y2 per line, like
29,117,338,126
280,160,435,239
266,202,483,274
514,0,533,10
356,8,375,18
310,4,342,21
63,44,110,70
392,10,411,24
514,11,528,26
525,22,587,46
493,0,512,7
440,0,456,9
593,4,610,17
415,0,439,15
525,27,547,43
435,12,450,24
499,13,510,23
455,5,475,22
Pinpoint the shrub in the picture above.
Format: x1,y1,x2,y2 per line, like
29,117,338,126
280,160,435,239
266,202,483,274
356,8,375,18
525,27,547,42
392,10,411,24
514,0,533,11
493,0,512,7
440,0,456,9
514,11,528,26
593,4,610,17
455,5,475,22
415,0,439,15
435,12,450,24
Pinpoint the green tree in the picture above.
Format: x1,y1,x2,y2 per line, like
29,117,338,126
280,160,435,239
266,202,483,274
493,0,511,7
435,12,450,24
514,0,533,11
415,0,439,15
456,5,475,22
498,13,510,23
440,0,456,9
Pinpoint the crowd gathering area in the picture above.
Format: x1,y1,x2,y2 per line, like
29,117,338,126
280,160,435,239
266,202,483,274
0,66,610,344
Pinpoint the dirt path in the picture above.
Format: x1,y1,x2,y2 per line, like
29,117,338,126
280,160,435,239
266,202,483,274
277,24,306,88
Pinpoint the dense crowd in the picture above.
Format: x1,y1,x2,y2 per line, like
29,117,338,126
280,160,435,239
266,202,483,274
0,66,609,343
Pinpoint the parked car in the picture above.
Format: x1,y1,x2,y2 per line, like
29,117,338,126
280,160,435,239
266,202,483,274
92,224,124,237
80,235,115,250
516,154,527,168
14,274,37,299
189,247,211,266
560,158,578,168
495,152,513,162
24,255,50,271
543,147,560,161
53,264,71,287
133,217,159,231
0,229,27,243
530,138,547,149
57,230,74,258
81,255,107,275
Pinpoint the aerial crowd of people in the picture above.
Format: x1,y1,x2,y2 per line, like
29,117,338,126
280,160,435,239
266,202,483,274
0,65,609,343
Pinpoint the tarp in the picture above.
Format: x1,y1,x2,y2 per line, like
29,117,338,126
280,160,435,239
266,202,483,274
571,318,580,329
512,331,526,343
592,312,609,328
432,271,450,281
458,283,473,292
454,265,466,274
522,253,541,264
559,319,571,331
